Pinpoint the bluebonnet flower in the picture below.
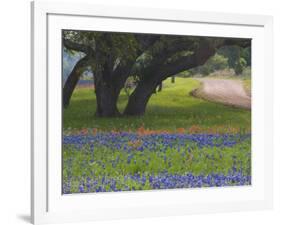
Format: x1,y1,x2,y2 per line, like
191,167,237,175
79,185,84,193
63,131,251,194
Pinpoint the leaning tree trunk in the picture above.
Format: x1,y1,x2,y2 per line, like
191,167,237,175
124,79,159,116
63,56,89,108
123,38,250,116
157,82,162,92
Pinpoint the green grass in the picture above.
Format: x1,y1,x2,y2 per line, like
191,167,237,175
63,133,251,193
243,79,251,96
63,77,251,131
63,77,251,193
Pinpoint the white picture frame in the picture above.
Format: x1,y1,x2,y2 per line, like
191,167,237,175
31,1,274,224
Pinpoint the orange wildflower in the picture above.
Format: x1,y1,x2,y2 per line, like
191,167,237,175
92,128,98,135
177,128,185,134
188,125,201,134
81,128,88,135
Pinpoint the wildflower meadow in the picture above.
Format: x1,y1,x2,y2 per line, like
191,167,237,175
62,78,251,194
62,31,251,194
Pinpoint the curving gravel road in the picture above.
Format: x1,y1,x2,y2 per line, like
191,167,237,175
192,78,251,109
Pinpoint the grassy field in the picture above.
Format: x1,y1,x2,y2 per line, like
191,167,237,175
63,77,251,132
63,77,251,194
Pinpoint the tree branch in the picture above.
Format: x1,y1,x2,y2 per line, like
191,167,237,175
63,39,94,55
145,38,251,80
222,38,251,48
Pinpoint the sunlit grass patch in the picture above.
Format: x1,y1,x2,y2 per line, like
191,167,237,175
63,78,251,131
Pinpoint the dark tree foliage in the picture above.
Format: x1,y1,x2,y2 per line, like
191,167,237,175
63,30,160,116
217,45,250,75
63,30,250,117
124,37,250,116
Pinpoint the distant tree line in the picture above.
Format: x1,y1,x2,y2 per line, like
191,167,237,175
176,46,251,77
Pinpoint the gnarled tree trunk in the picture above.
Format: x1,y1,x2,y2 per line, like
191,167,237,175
123,39,221,116
93,62,129,117
63,56,89,108
124,78,159,116
94,80,121,117
63,34,160,115
157,82,162,92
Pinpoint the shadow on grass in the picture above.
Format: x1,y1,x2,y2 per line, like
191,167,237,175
63,98,251,131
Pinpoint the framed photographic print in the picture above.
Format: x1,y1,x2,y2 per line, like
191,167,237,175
31,1,273,224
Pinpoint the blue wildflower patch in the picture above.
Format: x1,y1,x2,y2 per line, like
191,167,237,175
62,132,251,194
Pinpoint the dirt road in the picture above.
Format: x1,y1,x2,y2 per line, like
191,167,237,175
192,78,251,109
